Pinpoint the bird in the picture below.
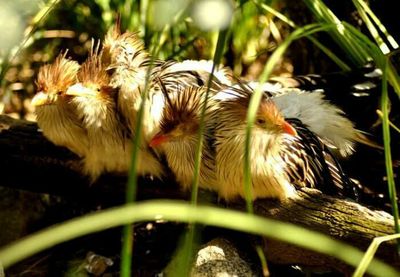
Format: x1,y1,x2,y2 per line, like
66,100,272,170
148,82,219,192
247,64,385,141
265,65,400,209
146,75,359,201
213,84,355,201
245,81,380,157
102,25,233,146
263,63,385,134
65,42,164,181
32,51,89,157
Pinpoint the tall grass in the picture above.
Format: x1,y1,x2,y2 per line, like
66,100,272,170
0,200,399,276
0,0,399,275
174,29,230,276
303,0,400,259
120,33,164,276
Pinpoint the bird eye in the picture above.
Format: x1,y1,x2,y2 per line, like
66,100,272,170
57,91,63,95
256,118,266,125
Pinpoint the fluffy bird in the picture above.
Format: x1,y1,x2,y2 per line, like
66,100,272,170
65,43,164,181
102,25,232,145
148,83,219,192
148,82,353,201
214,84,354,201
246,82,378,157
32,52,88,157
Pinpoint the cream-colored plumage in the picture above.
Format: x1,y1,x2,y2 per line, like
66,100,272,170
214,85,298,201
102,26,233,145
149,85,219,191
32,52,89,157
66,44,164,181
248,82,373,156
271,90,357,156
214,83,353,201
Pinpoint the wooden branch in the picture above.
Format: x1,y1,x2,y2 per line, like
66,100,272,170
253,189,399,273
0,115,185,205
0,115,398,273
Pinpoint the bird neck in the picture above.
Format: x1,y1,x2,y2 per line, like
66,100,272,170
72,96,115,130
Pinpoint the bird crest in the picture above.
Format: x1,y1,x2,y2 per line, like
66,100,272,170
78,40,111,92
223,81,283,124
102,21,121,66
158,80,211,134
258,99,285,126
103,24,148,66
36,51,80,94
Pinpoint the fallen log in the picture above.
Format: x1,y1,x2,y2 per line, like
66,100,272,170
0,114,398,274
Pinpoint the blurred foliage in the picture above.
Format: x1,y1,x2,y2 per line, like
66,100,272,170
1,0,400,275
0,0,320,119
1,0,399,121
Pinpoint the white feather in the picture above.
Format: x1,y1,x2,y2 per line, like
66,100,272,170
272,89,357,156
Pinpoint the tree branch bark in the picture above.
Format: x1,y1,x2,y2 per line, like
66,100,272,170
253,189,398,273
0,115,398,274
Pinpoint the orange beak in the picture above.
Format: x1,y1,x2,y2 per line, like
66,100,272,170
282,121,297,136
149,134,169,148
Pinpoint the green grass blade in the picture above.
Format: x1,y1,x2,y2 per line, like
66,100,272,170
335,18,400,255
140,0,149,43
191,29,228,203
253,0,350,70
303,0,370,66
380,60,400,251
256,244,270,276
243,23,333,213
341,22,384,63
354,234,400,277
387,61,400,96
120,31,161,277
376,110,400,134
175,28,229,277
306,37,351,70
341,22,400,97
252,0,296,28
0,200,398,277
351,0,390,54
352,0,399,50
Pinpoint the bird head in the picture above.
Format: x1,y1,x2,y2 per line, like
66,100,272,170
150,121,199,148
225,83,297,136
65,41,115,101
256,99,297,136
149,85,209,148
32,52,80,107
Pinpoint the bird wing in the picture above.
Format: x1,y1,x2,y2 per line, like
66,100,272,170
285,118,358,200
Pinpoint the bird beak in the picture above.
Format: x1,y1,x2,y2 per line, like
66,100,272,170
31,91,53,107
149,133,169,148
282,121,297,136
66,83,96,97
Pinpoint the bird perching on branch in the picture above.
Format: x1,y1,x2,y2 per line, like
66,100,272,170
65,42,164,181
213,84,355,201
102,24,233,146
32,52,89,157
147,77,358,201
247,81,381,157
149,82,219,192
